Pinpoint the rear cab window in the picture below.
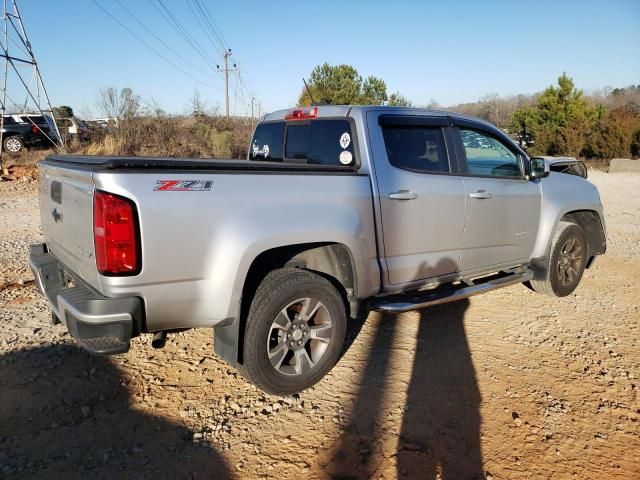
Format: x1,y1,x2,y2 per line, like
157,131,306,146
381,125,450,173
249,119,355,167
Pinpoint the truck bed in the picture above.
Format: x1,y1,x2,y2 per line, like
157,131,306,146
36,154,377,333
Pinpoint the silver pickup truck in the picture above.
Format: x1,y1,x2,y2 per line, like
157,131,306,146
30,106,606,394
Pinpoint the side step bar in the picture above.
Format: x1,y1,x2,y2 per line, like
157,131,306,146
371,269,533,313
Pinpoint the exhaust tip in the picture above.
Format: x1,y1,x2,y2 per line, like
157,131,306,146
151,331,167,349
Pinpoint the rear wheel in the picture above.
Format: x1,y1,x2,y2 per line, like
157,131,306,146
529,221,587,297
240,268,347,395
3,136,24,154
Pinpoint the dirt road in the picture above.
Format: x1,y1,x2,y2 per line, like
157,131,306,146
1,171,638,479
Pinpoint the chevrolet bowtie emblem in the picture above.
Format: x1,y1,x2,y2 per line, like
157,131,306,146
52,208,63,223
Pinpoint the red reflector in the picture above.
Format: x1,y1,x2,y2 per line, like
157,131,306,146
285,106,318,120
93,191,140,275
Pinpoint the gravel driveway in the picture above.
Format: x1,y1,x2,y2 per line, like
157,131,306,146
1,171,638,479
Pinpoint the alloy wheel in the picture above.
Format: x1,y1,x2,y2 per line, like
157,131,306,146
556,236,583,285
5,138,22,152
266,297,333,376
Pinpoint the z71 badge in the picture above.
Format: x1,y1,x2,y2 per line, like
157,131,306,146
154,180,213,191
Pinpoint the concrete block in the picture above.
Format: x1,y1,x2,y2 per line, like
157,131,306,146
609,158,640,173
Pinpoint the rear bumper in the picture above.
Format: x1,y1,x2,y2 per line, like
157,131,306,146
29,243,143,355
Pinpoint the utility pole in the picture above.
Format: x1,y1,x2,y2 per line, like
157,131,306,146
216,48,236,119
250,96,255,132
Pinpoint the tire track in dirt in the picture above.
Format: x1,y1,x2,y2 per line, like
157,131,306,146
0,171,638,479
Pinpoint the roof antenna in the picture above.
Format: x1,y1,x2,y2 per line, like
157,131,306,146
302,78,317,105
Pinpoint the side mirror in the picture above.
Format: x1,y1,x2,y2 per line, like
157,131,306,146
530,157,550,179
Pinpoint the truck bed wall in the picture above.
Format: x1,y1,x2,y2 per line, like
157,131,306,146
92,170,380,331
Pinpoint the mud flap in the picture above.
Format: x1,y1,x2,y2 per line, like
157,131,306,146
214,317,240,367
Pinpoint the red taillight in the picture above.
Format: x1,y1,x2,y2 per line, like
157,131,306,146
31,124,40,134
285,106,318,120
93,191,140,276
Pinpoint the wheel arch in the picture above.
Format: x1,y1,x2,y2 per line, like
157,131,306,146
215,242,358,366
531,208,606,279
561,210,606,267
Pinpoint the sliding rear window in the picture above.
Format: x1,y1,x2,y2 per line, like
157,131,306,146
250,119,355,167
250,122,285,162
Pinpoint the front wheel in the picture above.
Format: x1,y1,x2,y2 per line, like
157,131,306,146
240,268,347,395
529,221,588,297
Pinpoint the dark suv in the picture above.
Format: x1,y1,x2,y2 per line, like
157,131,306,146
1,115,58,153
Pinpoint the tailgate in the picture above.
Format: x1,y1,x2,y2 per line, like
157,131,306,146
39,162,101,291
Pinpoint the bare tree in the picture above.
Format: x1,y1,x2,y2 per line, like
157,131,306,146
78,105,95,120
95,87,140,120
143,97,166,118
187,87,208,116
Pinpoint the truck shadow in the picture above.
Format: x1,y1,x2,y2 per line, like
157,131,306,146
326,298,483,479
0,344,234,479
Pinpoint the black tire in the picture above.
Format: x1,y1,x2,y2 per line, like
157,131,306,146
240,268,347,395
3,136,24,154
529,221,588,297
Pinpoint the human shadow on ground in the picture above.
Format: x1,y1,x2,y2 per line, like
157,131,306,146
0,344,234,479
325,297,483,479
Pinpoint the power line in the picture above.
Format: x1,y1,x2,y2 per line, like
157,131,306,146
194,0,229,50
154,0,259,117
113,0,215,79
183,0,224,56
192,0,227,51
91,0,220,89
100,0,259,117
151,0,215,68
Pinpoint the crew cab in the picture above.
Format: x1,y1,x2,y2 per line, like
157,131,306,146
29,106,606,394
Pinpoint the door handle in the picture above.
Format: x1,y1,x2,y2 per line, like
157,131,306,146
389,190,418,200
469,190,492,199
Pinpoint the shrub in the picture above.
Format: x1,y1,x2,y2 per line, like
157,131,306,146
585,107,640,159
65,115,253,159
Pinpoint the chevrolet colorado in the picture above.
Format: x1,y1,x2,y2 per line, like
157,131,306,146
29,106,606,394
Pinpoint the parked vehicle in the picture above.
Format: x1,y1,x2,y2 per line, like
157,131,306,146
90,117,118,128
30,106,606,394
1,114,55,153
56,117,90,140
16,113,60,144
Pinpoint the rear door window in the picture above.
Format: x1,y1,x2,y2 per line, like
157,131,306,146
381,126,450,173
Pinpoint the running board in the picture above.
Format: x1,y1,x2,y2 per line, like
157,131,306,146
371,269,533,313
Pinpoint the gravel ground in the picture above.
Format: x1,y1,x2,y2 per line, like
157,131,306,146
0,171,638,479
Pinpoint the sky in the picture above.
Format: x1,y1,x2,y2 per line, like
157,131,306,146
13,0,640,118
